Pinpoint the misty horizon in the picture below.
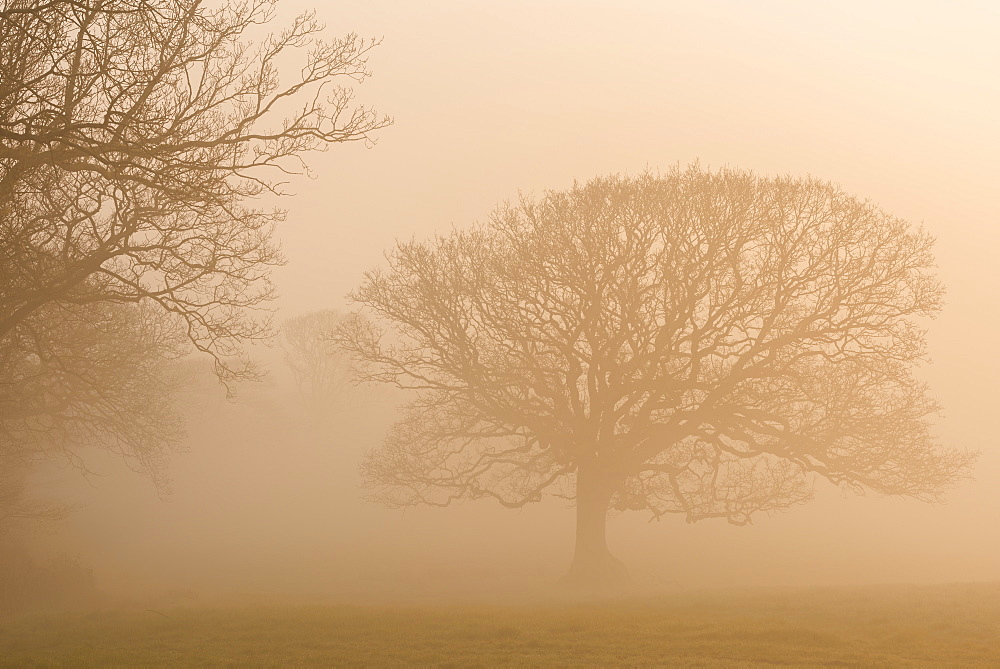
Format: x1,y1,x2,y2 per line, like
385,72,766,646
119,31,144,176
2,1,998,666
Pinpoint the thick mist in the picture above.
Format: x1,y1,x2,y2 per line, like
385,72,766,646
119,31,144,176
14,0,1000,607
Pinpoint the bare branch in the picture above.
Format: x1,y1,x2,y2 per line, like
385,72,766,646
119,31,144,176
338,166,974,525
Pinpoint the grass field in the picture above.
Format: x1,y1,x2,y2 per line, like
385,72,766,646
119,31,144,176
2,582,998,667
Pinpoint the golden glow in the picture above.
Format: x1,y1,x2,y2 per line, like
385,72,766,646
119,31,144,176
4,2,998,660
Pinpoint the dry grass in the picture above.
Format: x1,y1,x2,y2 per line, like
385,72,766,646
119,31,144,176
2,582,998,667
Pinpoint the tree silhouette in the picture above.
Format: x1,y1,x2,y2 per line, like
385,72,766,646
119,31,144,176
337,166,974,586
280,309,353,415
0,300,186,492
0,0,388,481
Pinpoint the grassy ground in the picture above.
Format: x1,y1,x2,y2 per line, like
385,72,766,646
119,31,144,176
2,582,998,667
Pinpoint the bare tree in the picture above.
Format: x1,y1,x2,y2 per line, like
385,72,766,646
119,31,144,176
0,0,389,382
0,458,74,537
0,0,388,481
280,309,351,414
336,166,974,586
1,300,186,491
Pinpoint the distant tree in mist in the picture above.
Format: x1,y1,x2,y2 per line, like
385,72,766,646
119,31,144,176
336,165,974,587
0,0,389,488
0,459,72,533
0,301,185,493
280,309,353,414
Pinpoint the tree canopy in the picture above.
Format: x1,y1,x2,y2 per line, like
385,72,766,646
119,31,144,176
337,166,973,582
281,309,353,414
0,0,388,486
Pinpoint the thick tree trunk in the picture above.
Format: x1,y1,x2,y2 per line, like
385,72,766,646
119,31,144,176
562,460,629,589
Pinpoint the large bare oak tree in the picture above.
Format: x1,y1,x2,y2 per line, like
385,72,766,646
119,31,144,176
0,0,388,485
337,166,973,586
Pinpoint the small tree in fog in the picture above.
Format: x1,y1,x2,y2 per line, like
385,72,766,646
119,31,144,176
281,310,353,414
1,301,186,493
0,459,72,534
336,165,973,586
0,0,389,483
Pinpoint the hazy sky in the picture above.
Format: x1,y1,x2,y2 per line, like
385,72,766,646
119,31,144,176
33,1,1000,598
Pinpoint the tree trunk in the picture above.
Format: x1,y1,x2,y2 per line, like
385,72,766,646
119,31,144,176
562,459,629,589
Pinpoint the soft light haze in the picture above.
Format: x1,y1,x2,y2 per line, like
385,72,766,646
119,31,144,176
29,0,1000,599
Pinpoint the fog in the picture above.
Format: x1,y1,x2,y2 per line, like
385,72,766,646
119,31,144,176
14,0,1000,606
